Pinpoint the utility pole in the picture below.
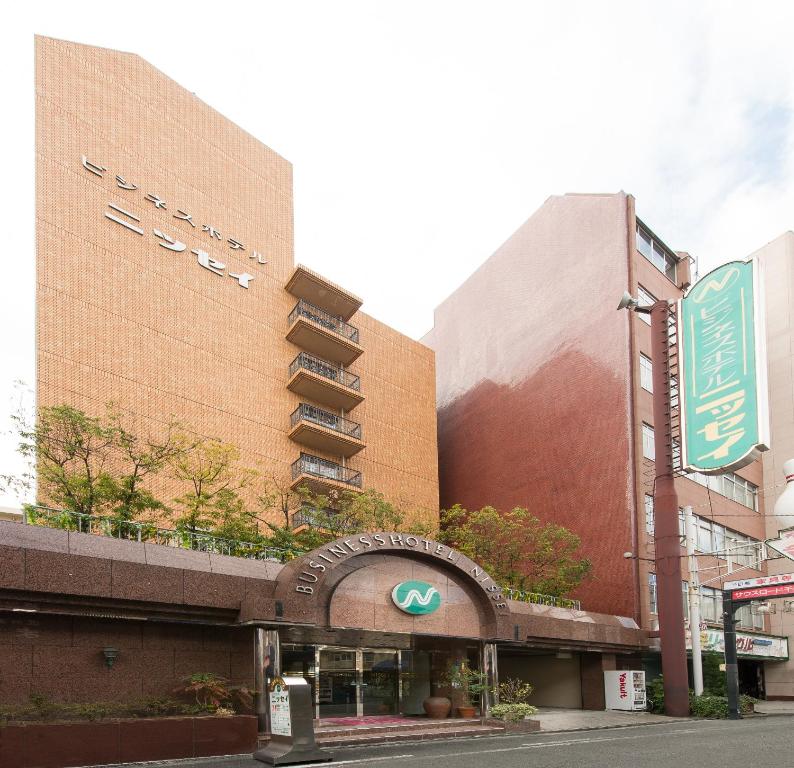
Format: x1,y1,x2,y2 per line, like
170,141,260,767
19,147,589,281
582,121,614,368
722,592,742,719
650,299,690,717
684,506,703,696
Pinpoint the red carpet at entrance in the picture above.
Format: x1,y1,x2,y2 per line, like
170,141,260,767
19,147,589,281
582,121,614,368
321,716,408,726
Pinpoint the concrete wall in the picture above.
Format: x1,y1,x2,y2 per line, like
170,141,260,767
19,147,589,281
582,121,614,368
35,36,438,528
752,232,794,699
424,193,638,617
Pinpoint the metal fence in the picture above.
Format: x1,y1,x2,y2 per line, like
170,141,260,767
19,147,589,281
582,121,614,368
23,506,292,562
504,587,581,611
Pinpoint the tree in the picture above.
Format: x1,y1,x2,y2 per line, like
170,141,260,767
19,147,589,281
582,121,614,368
287,487,433,544
13,404,118,518
438,504,591,596
169,437,255,537
103,409,189,521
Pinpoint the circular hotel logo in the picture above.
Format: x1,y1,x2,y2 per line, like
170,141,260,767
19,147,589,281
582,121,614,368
391,580,441,615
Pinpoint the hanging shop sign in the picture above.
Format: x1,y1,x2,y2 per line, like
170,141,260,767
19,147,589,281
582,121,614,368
678,259,770,474
725,572,794,601
685,628,789,660
391,580,442,615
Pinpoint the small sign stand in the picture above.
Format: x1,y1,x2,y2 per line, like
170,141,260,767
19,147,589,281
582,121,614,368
254,676,331,766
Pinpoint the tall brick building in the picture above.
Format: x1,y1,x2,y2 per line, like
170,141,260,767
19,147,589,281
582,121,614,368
424,193,788,695
35,35,439,529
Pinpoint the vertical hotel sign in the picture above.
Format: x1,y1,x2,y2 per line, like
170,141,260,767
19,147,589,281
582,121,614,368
679,260,770,474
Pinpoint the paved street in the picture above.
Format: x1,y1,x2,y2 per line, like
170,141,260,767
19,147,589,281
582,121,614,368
105,717,793,768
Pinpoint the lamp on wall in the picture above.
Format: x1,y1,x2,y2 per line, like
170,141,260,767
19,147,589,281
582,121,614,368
102,647,119,669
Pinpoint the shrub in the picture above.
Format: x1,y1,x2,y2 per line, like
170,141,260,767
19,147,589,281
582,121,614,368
176,673,253,713
497,678,533,705
490,703,538,722
645,676,665,714
689,693,755,719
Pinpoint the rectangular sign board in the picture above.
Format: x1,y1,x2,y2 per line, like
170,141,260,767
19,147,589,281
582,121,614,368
678,259,770,474
730,583,794,601
724,572,794,591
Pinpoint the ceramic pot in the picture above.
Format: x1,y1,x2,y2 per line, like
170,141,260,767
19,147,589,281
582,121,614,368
457,706,477,718
422,696,452,719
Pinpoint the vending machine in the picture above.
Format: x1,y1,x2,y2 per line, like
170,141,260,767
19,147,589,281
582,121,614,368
604,670,646,711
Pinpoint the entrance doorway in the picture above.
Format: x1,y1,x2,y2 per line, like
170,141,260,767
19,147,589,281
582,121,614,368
317,647,399,718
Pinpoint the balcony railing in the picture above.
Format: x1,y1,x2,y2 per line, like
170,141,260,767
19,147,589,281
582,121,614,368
290,404,362,440
21,506,293,562
288,299,360,344
15,507,584,609
288,352,361,391
291,506,336,529
291,453,363,488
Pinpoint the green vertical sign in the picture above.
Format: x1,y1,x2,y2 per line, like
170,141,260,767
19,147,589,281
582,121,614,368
679,260,769,474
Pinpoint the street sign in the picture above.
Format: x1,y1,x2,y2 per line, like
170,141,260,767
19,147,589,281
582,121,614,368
767,529,794,561
254,676,331,765
678,259,770,474
731,583,794,601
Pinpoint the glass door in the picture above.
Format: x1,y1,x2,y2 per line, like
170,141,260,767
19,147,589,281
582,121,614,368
318,648,358,718
361,650,399,715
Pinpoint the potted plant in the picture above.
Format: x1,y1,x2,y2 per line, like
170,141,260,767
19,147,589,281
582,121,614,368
443,661,488,718
487,678,539,732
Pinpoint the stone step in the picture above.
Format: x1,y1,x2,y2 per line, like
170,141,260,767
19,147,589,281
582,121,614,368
316,724,505,747
314,718,483,738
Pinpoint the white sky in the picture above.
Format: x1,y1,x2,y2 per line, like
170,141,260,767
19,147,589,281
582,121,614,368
2,1,794,506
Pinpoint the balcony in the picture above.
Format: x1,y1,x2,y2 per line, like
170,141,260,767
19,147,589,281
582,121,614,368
290,505,336,531
290,452,363,493
286,299,363,366
287,352,364,411
289,403,364,457
285,265,362,321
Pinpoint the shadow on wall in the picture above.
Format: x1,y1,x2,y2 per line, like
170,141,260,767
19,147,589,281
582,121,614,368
436,347,636,618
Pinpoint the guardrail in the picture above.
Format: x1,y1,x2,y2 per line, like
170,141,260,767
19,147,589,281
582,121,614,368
288,351,361,391
288,299,360,343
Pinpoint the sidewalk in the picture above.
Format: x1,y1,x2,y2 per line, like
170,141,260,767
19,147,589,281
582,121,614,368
531,707,682,731
753,701,794,715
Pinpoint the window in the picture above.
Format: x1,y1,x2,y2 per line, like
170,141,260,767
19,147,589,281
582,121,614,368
636,221,677,283
678,508,686,537
640,354,653,392
645,494,655,534
637,285,656,326
686,470,758,511
649,573,658,614
642,423,655,460
700,586,721,623
696,517,713,553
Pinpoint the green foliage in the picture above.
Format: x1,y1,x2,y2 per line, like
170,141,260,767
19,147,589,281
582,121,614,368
438,504,591,596
490,703,538,721
443,661,489,707
169,439,255,537
701,652,726,696
175,673,252,712
0,695,214,725
689,693,755,718
497,678,534,704
645,675,666,714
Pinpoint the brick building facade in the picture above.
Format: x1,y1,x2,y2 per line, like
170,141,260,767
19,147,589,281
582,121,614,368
35,35,438,530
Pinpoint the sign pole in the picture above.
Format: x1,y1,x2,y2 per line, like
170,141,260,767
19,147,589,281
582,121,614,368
650,299,690,717
722,592,742,719
684,507,704,696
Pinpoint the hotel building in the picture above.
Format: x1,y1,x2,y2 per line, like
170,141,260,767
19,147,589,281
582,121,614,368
35,35,439,531
425,192,789,696
0,38,656,762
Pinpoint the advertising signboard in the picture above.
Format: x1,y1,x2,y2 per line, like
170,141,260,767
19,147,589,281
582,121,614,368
678,260,770,474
